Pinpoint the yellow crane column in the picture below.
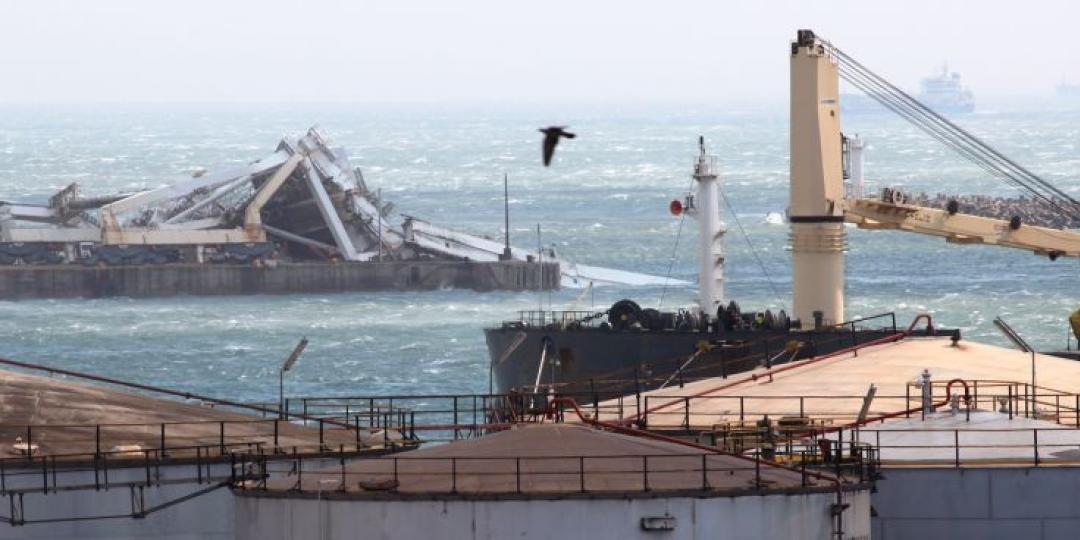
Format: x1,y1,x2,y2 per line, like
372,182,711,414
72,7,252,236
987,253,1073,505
789,30,846,328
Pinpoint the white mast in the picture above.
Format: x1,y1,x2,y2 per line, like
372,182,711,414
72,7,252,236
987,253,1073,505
693,137,725,316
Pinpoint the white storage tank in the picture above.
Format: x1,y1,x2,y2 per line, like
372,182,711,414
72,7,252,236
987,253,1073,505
845,410,1080,539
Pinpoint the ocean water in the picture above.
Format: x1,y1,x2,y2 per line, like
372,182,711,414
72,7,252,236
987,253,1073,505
0,101,1077,402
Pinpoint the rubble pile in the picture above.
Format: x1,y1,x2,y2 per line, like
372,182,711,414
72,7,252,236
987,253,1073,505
908,192,1080,230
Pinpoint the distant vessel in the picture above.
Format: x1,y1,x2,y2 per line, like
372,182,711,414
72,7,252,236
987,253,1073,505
1058,79,1080,98
918,64,975,113
842,65,976,115
839,92,887,114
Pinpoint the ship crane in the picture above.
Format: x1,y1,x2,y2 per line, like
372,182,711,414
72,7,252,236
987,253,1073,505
841,129,1080,259
842,183,1080,261
790,29,1080,327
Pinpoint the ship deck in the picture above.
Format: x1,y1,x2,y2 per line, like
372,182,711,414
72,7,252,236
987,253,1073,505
594,336,1080,430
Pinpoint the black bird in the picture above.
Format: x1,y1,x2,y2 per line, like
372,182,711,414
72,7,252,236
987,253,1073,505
539,126,575,166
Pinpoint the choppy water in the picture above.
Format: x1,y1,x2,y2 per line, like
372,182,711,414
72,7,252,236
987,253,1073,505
0,101,1077,402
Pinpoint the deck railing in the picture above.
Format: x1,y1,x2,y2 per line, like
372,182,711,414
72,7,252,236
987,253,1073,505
232,446,875,496
508,310,606,328
0,440,372,526
634,380,1080,429
0,416,413,463
269,379,1080,446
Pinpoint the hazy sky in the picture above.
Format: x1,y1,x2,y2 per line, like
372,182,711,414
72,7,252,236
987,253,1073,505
0,0,1075,104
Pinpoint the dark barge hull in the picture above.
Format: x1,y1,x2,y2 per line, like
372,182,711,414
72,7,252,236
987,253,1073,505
486,315,928,399
0,260,559,300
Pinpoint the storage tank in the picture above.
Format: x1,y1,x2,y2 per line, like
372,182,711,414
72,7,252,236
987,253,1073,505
843,409,1080,539
234,424,871,539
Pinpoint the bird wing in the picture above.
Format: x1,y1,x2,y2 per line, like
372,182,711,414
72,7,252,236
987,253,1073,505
542,132,558,166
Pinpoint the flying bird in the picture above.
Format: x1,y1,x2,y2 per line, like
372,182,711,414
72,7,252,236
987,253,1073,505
539,126,576,166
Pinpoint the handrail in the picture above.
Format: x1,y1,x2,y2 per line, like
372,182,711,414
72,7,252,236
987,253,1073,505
621,314,947,423
0,355,357,431
906,313,935,334
624,331,908,423
237,450,842,496
0,414,410,460
253,378,1080,446
796,378,972,437
233,398,863,498
543,397,846,489
0,440,375,526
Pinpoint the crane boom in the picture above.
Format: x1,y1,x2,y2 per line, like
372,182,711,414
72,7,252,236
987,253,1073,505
844,197,1080,259
788,29,1078,340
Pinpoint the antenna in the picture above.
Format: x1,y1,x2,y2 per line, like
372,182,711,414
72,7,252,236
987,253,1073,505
279,337,309,419
536,224,543,313
502,173,512,260
992,317,1033,352
993,316,1037,409
377,188,383,262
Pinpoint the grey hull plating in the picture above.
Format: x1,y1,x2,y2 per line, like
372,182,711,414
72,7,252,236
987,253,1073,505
485,326,896,398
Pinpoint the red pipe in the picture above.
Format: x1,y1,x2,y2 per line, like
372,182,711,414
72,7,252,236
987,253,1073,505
906,314,935,334
795,377,974,439
544,396,844,487
944,378,971,405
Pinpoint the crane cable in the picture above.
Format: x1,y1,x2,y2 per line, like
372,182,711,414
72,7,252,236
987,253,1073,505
837,58,1079,218
719,187,787,310
837,58,1070,213
816,37,1080,222
657,173,696,310
829,41,1072,202
835,46,1078,206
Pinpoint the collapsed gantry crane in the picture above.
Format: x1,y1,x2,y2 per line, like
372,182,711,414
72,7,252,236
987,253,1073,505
0,128,669,287
789,29,1080,327
0,128,403,265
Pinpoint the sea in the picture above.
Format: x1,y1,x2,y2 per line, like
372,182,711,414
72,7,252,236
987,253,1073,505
0,99,1077,402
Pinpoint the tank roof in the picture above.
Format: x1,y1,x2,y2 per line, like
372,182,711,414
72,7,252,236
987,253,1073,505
0,366,384,458
844,410,1080,464
252,424,832,497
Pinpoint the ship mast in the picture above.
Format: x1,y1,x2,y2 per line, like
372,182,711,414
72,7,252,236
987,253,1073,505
693,137,725,317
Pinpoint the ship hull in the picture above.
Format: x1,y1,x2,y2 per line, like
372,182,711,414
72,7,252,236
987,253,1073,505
919,101,975,114
485,325,897,399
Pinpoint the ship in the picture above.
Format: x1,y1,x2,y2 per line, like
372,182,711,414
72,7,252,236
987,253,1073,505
917,64,975,113
839,92,887,114
1058,80,1080,98
484,136,934,399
